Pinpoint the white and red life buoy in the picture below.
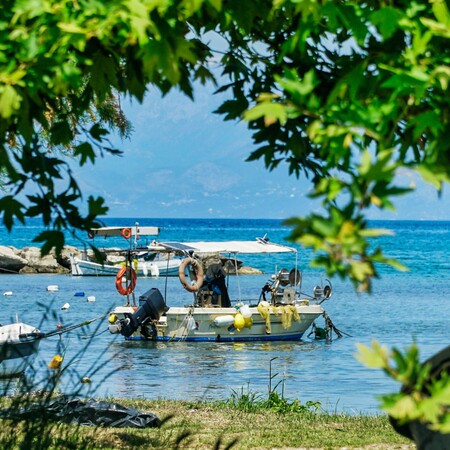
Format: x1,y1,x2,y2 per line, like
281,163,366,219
121,228,132,239
115,266,137,296
178,257,204,292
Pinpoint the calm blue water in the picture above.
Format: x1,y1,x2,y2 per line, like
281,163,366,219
0,218,449,414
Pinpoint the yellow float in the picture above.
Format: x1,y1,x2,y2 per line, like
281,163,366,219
234,312,245,331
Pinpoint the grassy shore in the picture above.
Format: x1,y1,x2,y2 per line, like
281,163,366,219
0,397,415,449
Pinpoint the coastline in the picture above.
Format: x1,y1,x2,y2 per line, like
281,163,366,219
0,245,262,276
0,245,80,275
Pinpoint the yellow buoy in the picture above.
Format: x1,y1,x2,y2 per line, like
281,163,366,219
234,312,245,331
48,355,63,370
244,316,253,328
108,314,117,324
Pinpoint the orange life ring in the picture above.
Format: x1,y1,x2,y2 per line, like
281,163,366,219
121,228,132,239
179,257,204,292
115,266,137,296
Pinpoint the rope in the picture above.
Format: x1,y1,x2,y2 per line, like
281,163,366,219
80,328,110,339
19,312,111,341
323,312,352,338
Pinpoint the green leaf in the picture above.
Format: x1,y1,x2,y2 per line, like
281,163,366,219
33,230,66,257
0,85,22,118
244,102,288,126
89,123,109,142
371,8,404,39
0,196,26,230
384,395,419,421
50,121,73,146
207,0,222,12
74,142,96,166
355,341,389,369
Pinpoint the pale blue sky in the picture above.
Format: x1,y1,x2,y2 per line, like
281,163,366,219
74,85,449,221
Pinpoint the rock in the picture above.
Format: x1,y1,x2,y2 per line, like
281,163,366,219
0,246,28,273
57,246,82,270
19,265,39,274
17,247,66,274
238,266,262,275
106,254,127,264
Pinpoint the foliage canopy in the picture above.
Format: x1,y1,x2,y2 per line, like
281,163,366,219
1,0,449,290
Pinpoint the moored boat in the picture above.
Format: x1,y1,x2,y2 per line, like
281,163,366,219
0,322,41,377
70,224,182,277
108,238,333,342
70,253,181,277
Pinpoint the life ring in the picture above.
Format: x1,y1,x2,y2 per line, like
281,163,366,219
179,257,204,292
121,228,132,239
115,266,137,296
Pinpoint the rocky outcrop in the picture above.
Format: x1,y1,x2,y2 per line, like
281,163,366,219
58,246,82,270
0,246,28,273
18,247,61,273
0,245,83,274
236,265,262,275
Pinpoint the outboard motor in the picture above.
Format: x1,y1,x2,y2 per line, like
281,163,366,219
119,288,168,338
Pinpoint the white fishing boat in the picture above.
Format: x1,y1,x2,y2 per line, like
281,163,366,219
108,238,334,342
70,225,182,277
70,253,181,277
0,322,41,377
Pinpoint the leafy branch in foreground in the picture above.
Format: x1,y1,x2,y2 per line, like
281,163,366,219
1,1,449,289
356,341,450,433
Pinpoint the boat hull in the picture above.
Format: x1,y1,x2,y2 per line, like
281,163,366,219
70,255,181,277
0,323,41,377
110,304,323,343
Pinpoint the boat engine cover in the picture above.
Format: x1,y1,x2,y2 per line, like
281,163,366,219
138,288,168,320
120,289,167,338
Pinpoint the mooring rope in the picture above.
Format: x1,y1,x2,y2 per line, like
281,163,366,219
19,312,111,341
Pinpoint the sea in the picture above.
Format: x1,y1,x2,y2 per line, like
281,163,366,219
0,218,449,415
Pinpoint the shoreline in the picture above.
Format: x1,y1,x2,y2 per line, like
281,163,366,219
0,245,81,275
0,245,263,276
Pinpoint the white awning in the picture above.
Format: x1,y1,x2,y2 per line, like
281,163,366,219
151,238,297,254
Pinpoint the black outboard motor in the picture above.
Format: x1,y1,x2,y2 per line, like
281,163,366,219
119,288,168,338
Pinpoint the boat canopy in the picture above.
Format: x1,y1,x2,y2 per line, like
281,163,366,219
149,238,297,255
88,226,160,237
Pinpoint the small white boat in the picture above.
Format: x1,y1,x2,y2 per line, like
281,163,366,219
47,285,59,292
0,323,42,377
70,253,181,277
70,224,182,277
109,238,333,343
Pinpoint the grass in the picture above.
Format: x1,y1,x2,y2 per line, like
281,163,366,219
0,395,415,449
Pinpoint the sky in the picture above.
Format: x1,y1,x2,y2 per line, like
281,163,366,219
73,84,450,221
